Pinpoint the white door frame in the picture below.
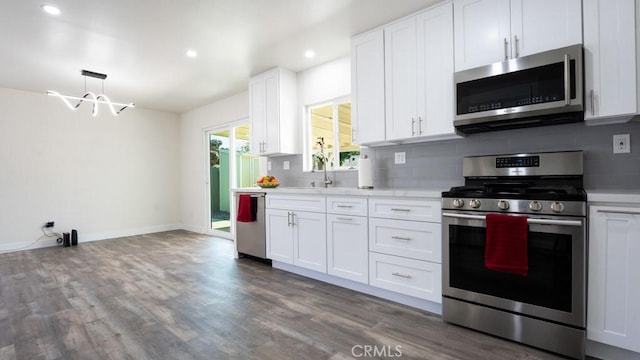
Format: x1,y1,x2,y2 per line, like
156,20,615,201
202,118,249,239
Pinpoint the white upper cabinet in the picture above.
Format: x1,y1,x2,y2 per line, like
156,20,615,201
454,0,582,71
416,3,457,138
385,2,458,142
351,29,386,145
249,67,298,156
583,0,639,124
454,0,511,71
385,16,418,141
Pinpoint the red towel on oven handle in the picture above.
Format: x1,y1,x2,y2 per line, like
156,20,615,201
485,213,528,276
237,194,255,222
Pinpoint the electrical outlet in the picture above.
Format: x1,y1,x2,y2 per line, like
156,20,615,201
45,221,54,228
267,161,272,171
613,134,631,154
283,160,290,170
394,152,406,164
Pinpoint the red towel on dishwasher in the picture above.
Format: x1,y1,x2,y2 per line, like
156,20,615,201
485,214,528,276
237,194,255,222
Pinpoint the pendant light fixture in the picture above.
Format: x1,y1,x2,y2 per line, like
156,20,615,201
47,70,135,116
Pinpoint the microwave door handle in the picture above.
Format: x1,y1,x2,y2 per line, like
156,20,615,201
442,212,583,227
564,53,571,106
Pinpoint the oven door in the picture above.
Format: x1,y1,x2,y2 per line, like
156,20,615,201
442,211,586,328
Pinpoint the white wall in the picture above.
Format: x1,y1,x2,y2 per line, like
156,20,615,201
296,56,351,171
179,91,249,233
0,88,181,252
297,56,351,106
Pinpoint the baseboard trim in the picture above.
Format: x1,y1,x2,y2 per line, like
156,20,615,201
79,224,183,243
586,340,640,360
0,224,184,254
180,224,206,234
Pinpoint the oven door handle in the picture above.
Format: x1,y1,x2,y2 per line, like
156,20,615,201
442,212,583,227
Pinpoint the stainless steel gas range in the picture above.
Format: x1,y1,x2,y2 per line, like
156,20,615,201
441,151,587,359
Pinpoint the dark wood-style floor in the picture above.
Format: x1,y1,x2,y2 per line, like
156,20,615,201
0,230,566,359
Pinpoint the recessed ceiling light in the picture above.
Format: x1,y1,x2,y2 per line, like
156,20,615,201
41,4,61,15
185,50,198,58
304,50,315,59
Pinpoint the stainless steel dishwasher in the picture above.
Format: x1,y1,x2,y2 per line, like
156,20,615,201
234,192,267,259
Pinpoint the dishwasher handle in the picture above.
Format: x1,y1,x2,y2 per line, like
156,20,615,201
236,193,265,198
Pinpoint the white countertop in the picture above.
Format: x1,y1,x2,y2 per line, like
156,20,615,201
587,191,640,205
233,188,640,204
232,187,443,199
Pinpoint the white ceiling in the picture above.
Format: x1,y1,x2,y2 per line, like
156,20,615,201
0,0,441,113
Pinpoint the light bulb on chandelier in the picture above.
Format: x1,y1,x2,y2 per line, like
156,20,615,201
47,70,135,116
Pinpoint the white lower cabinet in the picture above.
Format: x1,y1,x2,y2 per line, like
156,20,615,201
266,209,294,263
266,195,326,272
369,252,442,302
368,197,442,303
588,205,640,353
327,214,369,283
267,193,443,308
293,211,327,273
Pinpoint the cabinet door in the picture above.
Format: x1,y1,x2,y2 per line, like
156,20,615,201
588,206,640,353
384,16,418,141
454,0,511,71
249,75,266,156
511,0,582,58
351,29,386,145
266,209,294,263
263,69,280,155
416,3,457,138
327,214,369,283
293,211,327,273
584,0,638,123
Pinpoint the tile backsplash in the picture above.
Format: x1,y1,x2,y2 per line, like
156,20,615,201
268,121,640,192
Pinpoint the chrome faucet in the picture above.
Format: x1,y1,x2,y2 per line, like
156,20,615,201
316,137,333,188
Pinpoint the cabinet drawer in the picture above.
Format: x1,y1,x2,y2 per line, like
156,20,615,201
369,197,440,222
326,196,368,216
369,218,441,262
266,194,326,213
369,252,441,302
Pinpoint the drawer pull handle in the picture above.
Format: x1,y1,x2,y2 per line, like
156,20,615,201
597,209,640,215
390,208,411,212
392,272,412,279
391,236,411,241
337,217,353,221
336,205,353,208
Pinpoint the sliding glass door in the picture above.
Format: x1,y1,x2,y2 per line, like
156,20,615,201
206,122,259,238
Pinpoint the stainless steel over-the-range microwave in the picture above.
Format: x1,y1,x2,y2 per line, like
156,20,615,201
454,44,584,134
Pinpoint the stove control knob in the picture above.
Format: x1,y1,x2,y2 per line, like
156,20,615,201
529,201,543,212
551,201,565,213
452,199,464,208
497,200,510,210
469,199,482,209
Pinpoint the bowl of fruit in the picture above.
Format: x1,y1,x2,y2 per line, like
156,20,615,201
256,175,280,188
